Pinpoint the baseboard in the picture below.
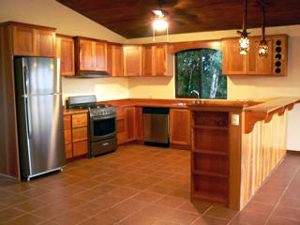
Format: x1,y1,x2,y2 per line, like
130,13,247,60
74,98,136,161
287,150,300,155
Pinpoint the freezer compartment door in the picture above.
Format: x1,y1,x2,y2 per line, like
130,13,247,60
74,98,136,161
18,94,66,178
15,57,60,96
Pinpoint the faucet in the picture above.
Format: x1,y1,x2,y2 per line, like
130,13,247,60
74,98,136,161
190,90,202,104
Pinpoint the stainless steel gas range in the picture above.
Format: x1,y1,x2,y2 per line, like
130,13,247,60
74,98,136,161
67,95,117,157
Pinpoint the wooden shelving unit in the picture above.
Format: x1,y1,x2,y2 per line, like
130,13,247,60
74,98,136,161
191,111,229,206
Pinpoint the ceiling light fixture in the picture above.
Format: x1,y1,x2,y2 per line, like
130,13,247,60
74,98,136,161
152,10,169,42
237,0,250,55
153,16,169,31
258,1,268,58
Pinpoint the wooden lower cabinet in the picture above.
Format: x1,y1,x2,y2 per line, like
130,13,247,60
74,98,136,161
125,107,135,141
65,144,73,159
117,106,136,145
73,141,88,157
72,127,88,142
170,109,191,148
63,113,89,159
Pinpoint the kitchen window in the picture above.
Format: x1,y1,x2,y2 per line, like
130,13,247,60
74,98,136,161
175,49,227,99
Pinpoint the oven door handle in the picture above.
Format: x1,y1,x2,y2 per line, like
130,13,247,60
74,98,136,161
91,115,116,121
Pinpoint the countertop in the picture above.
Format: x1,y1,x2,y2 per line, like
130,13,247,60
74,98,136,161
63,97,300,116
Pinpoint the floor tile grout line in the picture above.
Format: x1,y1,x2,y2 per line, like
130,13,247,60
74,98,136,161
189,205,213,225
263,166,300,225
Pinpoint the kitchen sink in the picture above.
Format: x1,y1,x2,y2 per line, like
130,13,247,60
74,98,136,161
172,103,187,105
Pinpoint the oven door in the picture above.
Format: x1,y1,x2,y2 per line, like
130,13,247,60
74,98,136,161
90,115,116,142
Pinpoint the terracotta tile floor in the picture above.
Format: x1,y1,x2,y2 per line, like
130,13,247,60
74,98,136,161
0,145,300,225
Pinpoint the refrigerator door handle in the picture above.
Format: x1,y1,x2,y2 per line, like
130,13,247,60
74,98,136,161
23,65,29,95
24,97,32,138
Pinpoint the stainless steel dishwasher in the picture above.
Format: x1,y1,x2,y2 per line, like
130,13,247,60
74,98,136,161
143,107,170,147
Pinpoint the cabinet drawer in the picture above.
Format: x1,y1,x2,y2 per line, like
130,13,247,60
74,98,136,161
64,115,71,130
72,114,88,128
72,127,88,142
64,130,72,144
73,140,88,157
65,143,73,159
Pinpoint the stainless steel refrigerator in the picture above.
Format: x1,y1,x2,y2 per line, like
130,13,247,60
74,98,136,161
14,57,66,180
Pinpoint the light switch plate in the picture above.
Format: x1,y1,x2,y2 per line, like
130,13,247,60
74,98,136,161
232,114,240,126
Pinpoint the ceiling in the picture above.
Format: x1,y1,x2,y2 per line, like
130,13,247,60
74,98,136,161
57,0,300,38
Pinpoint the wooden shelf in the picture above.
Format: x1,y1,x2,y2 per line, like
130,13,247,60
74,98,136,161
192,191,228,204
193,170,229,178
192,149,228,156
193,125,228,130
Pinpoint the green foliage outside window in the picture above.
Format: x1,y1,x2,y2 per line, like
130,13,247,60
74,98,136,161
175,49,227,99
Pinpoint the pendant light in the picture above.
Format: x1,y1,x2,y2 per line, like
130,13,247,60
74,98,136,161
258,2,268,58
237,0,250,55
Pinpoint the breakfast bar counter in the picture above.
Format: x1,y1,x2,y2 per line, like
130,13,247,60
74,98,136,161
188,97,300,210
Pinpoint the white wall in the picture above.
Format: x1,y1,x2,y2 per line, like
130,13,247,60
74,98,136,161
0,0,130,102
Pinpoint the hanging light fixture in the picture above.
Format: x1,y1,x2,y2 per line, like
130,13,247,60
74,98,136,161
258,2,268,58
237,0,250,55
152,10,169,42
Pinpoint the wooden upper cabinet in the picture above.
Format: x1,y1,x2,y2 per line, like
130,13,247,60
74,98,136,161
222,38,246,75
36,29,56,57
246,37,273,75
170,109,191,147
123,45,143,76
75,37,107,73
11,23,56,57
153,44,171,76
107,43,124,76
79,39,94,70
142,44,173,76
222,35,288,76
143,45,153,76
56,35,75,76
94,41,107,71
12,25,35,56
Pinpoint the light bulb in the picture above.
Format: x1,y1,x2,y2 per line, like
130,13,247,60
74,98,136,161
258,40,268,58
239,36,249,55
153,18,168,31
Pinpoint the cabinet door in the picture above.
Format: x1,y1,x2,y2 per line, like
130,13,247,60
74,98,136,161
108,44,124,76
94,41,107,71
170,109,191,146
153,45,167,76
56,36,75,76
123,46,143,76
222,39,246,75
135,107,143,141
113,45,124,76
143,45,153,76
246,37,273,75
125,106,136,142
107,44,113,75
36,29,56,57
79,39,94,70
12,25,36,56
73,141,88,156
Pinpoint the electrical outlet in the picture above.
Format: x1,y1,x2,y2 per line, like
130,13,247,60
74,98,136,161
232,114,240,126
